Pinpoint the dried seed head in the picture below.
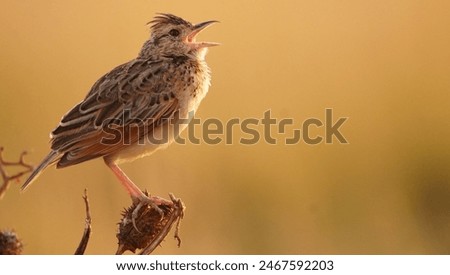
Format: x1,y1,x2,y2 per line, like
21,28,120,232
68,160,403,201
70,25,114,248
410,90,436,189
116,193,185,255
0,230,23,255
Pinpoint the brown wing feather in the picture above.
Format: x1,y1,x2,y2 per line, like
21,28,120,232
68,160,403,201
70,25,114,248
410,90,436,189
57,98,178,167
51,58,179,168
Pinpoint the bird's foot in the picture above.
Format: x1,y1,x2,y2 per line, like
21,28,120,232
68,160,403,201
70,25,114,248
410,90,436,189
131,194,169,233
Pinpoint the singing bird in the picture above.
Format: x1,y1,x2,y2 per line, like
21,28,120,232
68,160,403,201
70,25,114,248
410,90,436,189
22,14,219,212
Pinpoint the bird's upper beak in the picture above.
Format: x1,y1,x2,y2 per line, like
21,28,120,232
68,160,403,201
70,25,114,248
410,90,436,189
186,20,220,48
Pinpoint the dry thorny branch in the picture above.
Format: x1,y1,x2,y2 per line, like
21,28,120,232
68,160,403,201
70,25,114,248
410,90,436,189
0,147,33,199
74,190,185,255
0,147,185,254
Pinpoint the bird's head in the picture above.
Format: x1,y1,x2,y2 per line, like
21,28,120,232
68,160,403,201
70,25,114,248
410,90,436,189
140,13,219,59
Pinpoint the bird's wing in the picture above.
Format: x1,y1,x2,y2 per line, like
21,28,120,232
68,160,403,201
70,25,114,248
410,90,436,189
50,58,179,168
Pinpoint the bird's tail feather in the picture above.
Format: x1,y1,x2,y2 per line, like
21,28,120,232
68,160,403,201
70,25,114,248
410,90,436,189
21,150,60,191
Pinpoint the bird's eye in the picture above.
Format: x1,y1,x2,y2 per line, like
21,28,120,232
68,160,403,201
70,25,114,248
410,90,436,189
169,29,180,37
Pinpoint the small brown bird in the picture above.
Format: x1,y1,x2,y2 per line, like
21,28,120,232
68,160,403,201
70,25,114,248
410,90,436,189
22,14,218,212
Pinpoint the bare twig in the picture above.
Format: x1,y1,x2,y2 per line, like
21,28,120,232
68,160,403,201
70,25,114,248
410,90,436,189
74,189,92,255
0,147,33,199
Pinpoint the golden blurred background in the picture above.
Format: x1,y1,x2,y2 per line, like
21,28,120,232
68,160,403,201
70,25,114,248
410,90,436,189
1,0,449,254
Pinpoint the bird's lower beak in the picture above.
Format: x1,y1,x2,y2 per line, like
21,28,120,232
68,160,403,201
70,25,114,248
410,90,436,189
186,20,220,48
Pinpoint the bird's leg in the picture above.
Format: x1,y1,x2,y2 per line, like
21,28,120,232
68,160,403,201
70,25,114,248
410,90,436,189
104,160,165,230
105,161,146,200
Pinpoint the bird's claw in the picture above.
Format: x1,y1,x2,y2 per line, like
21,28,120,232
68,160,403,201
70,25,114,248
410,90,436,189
131,196,165,233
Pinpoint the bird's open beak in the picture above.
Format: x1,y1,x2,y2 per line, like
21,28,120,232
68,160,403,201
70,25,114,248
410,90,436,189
186,20,220,48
